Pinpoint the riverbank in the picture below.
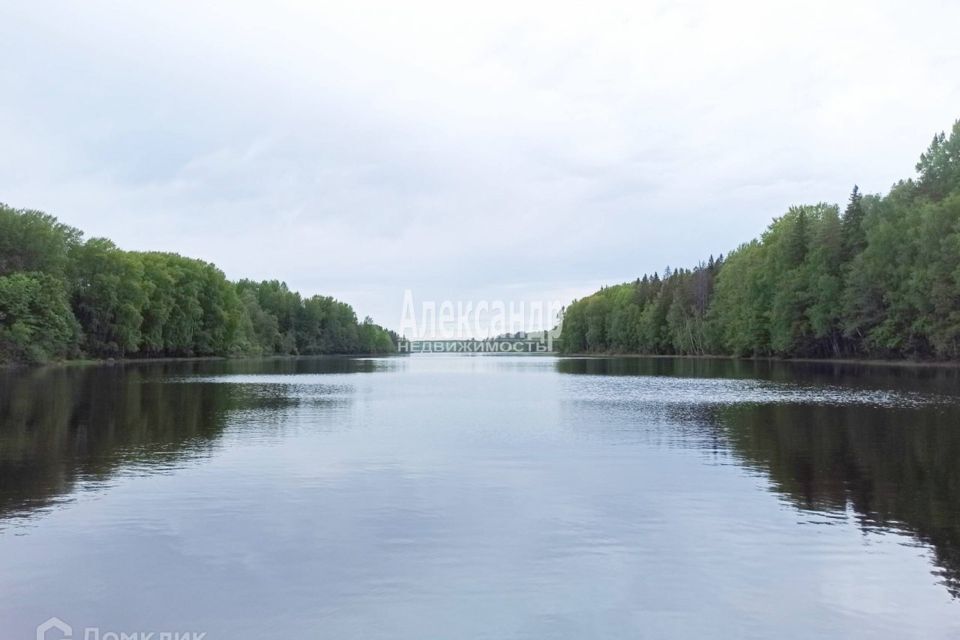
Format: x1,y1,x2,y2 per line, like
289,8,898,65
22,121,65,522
0,352,402,370
7,351,959,371
558,352,960,369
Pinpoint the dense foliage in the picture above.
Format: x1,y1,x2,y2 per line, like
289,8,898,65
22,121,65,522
0,208,397,363
560,121,960,360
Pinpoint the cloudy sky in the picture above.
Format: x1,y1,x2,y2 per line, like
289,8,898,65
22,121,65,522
2,0,959,333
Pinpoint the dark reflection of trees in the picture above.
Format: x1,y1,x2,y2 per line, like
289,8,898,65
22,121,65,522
0,357,373,522
143,355,391,377
556,356,960,598
717,402,960,599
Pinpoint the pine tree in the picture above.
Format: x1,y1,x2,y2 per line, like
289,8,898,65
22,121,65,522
841,185,866,260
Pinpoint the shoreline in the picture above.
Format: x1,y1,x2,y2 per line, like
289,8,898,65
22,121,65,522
0,352,401,370
5,352,960,371
555,352,960,369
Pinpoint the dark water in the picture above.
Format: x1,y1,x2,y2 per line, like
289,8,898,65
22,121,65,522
2,356,959,639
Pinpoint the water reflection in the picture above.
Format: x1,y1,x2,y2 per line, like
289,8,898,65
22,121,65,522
718,402,960,598
556,355,960,396
0,354,958,637
557,356,960,598
0,358,377,523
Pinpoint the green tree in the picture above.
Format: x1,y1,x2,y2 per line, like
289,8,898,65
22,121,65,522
0,204,82,277
841,185,866,261
916,121,960,201
69,239,147,357
712,241,771,356
0,272,80,362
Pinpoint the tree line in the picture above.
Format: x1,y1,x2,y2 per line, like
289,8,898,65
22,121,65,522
560,120,960,360
0,208,398,363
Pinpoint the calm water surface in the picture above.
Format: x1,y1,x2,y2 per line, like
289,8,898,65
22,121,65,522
2,356,959,638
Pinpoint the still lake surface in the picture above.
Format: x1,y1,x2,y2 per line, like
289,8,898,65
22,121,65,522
1,355,959,638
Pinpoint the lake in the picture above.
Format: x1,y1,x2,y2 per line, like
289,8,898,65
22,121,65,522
1,355,959,639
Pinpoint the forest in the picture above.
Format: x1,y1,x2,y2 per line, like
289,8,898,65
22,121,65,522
3,120,958,364
559,120,960,360
0,208,398,363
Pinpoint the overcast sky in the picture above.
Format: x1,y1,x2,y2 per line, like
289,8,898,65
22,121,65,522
2,1,959,332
